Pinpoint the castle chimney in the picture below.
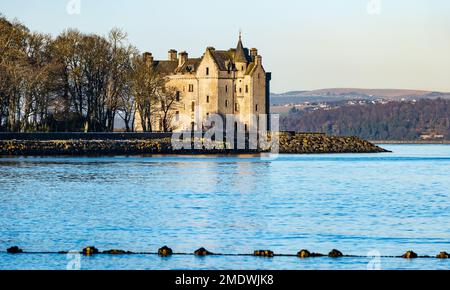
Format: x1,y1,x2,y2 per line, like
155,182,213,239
143,52,153,67
168,49,178,61
250,48,258,61
255,55,262,65
178,51,188,67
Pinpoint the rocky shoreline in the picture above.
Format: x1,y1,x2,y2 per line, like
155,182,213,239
279,133,389,154
0,133,388,156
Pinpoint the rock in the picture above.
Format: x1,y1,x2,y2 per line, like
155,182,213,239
402,251,418,259
436,252,449,259
102,249,130,255
277,132,388,154
158,246,173,257
82,246,99,256
7,246,23,254
328,249,343,258
254,250,274,257
297,249,311,258
194,247,213,256
0,133,389,156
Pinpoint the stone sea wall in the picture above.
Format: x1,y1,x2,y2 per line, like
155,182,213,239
0,133,388,156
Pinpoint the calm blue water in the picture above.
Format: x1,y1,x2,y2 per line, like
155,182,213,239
0,145,449,270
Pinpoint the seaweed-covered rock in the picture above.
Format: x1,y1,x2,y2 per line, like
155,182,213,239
254,250,274,257
436,252,449,259
297,249,311,258
82,246,99,256
328,249,343,258
158,246,173,257
402,251,418,259
194,247,213,256
102,249,131,255
7,246,23,254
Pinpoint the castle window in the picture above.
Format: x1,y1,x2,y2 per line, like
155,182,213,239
239,87,242,93
235,103,239,111
176,91,180,102
188,84,194,92
206,67,209,76
255,104,258,112
225,85,228,93
241,65,244,71
191,101,195,112
245,85,248,93
225,100,229,108
206,95,210,103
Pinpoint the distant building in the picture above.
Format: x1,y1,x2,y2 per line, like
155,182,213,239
135,34,271,132
420,133,445,140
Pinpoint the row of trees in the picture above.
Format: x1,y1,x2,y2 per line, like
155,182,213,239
0,15,178,132
281,99,450,140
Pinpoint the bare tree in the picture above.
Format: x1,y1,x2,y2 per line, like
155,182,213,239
130,54,165,132
157,85,182,132
106,28,136,132
0,14,170,133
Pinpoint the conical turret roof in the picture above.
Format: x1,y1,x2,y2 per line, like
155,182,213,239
234,33,248,63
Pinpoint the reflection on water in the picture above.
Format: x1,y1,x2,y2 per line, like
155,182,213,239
0,145,449,270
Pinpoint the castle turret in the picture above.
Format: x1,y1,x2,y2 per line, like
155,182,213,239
234,33,248,74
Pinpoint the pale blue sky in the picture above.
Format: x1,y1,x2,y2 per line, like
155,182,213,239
1,0,449,92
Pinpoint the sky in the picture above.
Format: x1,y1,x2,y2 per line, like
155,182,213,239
1,0,449,93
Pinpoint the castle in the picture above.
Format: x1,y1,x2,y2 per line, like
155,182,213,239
135,35,271,132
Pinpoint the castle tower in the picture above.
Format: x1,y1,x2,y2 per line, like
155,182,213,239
233,32,249,120
234,33,248,78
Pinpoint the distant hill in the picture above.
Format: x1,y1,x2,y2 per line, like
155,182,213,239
271,88,450,105
281,98,450,141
